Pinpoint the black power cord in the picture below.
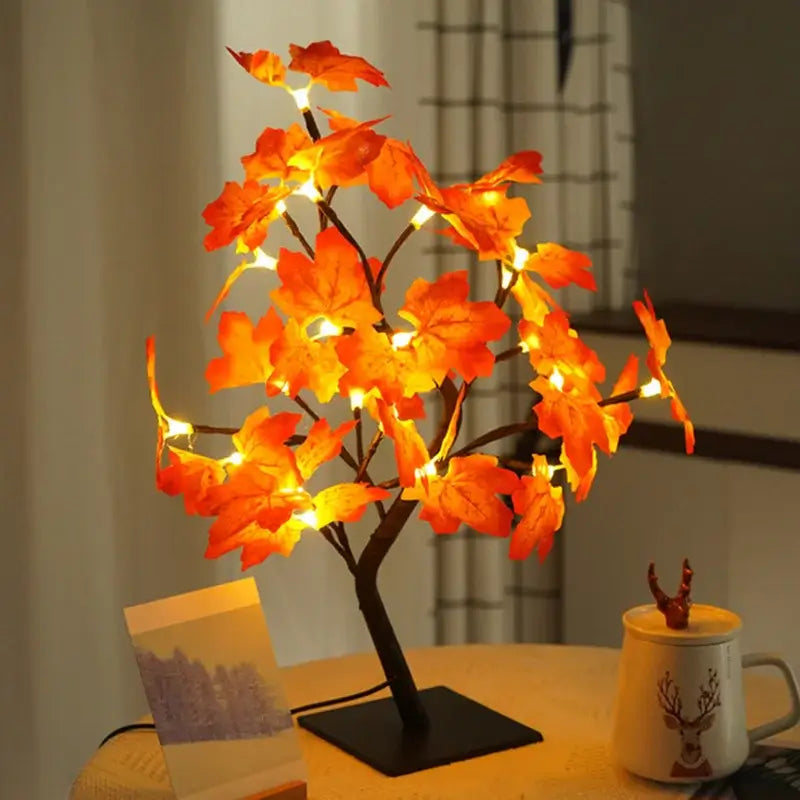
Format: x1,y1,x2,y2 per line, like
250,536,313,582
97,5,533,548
97,679,391,748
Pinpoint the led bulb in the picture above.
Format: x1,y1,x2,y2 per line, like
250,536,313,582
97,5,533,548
291,87,311,111
294,179,322,203
317,319,343,338
410,205,436,230
251,248,277,270
512,245,530,272
221,451,244,466
391,331,414,349
501,268,514,289
349,390,365,410
294,509,318,529
639,378,662,398
275,199,288,215
165,417,193,439
549,368,565,391
414,460,438,482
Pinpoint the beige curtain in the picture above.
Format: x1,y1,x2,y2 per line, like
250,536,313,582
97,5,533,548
2,2,440,797
422,0,635,645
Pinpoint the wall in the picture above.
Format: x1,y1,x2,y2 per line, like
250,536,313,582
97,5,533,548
631,0,800,311
562,332,800,678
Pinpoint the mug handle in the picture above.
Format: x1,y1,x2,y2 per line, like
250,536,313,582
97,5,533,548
742,652,800,743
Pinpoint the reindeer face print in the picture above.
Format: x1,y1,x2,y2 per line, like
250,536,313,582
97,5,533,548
657,668,721,778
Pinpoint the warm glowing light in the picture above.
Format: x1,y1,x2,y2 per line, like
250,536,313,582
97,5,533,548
349,389,365,410
294,179,322,203
317,319,343,338
567,328,578,339
165,417,193,439
512,244,530,272
275,199,288,215
639,378,662,398
550,368,565,391
501,268,514,289
518,340,530,354
410,205,436,230
271,379,291,395
414,460,438,482
294,509,318,529
250,248,277,270
520,334,540,353
391,331,414,349
221,451,244,466
291,87,311,111
479,190,502,207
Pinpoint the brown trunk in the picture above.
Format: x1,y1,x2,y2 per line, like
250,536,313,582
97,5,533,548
354,495,429,730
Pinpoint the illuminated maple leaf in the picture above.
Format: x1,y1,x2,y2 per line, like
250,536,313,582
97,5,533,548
288,40,389,91
241,123,312,183
288,122,386,189
469,151,543,189
524,243,596,292
510,272,558,325
531,375,609,480
269,318,346,403
633,292,695,454
294,418,357,481
206,518,307,569
271,228,381,328
202,180,291,252
232,407,303,488
403,454,519,537
226,48,287,86
418,185,531,261
335,325,419,404
394,394,426,420
399,270,511,383
206,309,282,392
510,455,565,561
434,382,467,462
560,444,597,503
520,310,605,390
604,354,639,452
158,446,227,516
373,399,430,488
313,483,391,529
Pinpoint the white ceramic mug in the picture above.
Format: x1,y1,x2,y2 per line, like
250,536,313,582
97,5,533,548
611,603,800,783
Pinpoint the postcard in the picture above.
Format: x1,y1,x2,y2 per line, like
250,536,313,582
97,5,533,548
124,578,306,800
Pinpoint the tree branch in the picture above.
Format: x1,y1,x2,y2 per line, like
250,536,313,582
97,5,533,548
495,344,525,363
282,212,315,259
302,108,321,141
449,418,539,459
333,522,357,573
376,223,415,291
356,431,383,482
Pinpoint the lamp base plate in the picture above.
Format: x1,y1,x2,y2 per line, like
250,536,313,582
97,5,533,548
297,685,543,776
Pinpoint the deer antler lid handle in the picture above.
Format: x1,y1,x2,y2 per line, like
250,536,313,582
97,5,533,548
648,558,693,629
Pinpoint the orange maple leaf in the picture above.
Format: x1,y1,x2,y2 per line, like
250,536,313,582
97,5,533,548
271,228,381,328
418,185,531,261
158,445,228,516
520,310,605,390
403,454,519,537
524,243,596,292
269,318,346,403
531,375,609,480
241,123,312,183
373,399,430,488
313,482,391,529
202,180,291,252
604,354,639,452
335,325,418,405
633,292,695,454
560,444,597,503
510,272,558,325
288,122,386,189
395,394,426,420
510,455,565,562
319,109,423,209
206,518,306,569
226,48,287,86
288,40,389,91
294,418,357,481
206,309,282,393
399,270,511,383
232,408,303,488
469,151,543,189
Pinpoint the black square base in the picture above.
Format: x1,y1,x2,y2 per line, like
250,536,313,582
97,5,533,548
297,685,543,776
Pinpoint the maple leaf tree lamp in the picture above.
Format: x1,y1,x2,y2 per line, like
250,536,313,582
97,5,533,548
146,41,695,776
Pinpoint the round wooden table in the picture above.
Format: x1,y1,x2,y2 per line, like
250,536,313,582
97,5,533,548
69,644,800,800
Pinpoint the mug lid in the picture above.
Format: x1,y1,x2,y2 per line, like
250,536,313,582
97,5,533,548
623,603,742,645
